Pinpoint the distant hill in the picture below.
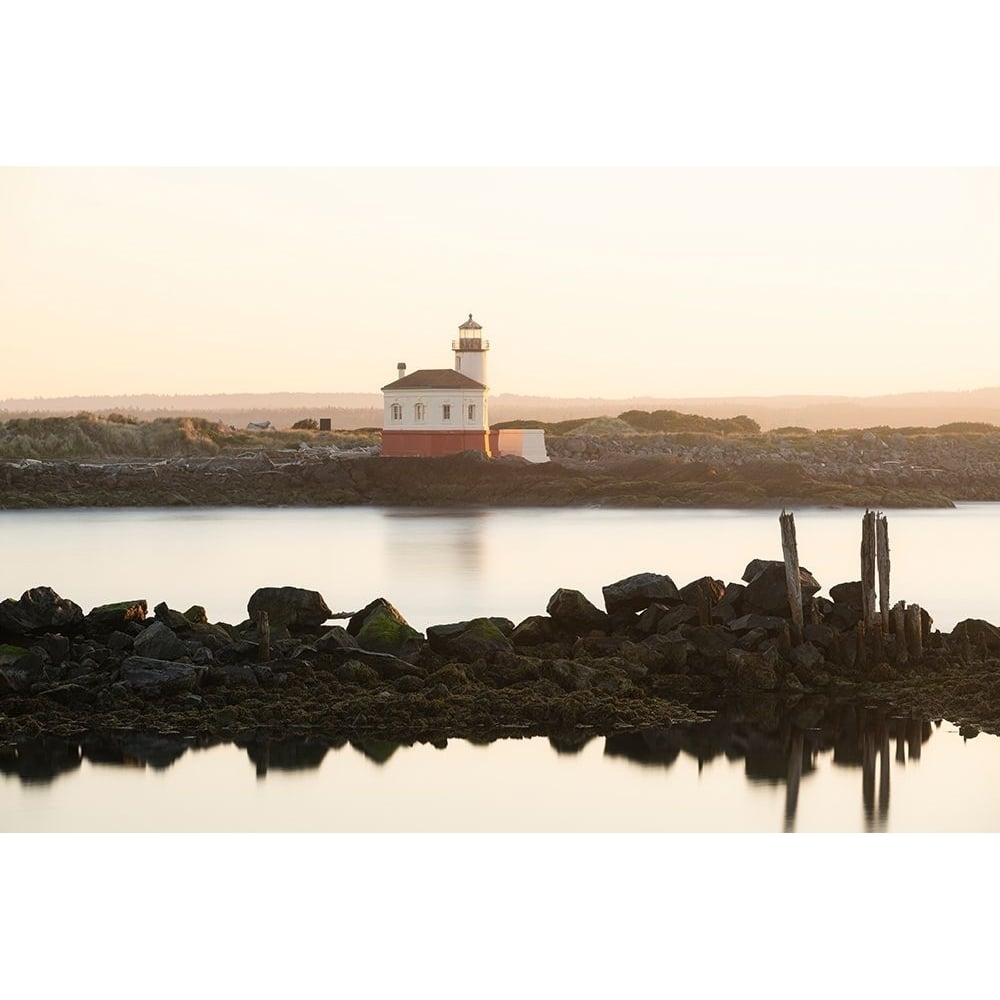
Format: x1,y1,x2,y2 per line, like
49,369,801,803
4,388,1000,431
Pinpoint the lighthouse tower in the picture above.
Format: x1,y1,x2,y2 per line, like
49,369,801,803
453,314,489,385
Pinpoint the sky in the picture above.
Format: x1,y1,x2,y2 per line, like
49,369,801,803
3,166,999,401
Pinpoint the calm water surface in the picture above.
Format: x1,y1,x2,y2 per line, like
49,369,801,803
2,708,998,831
3,504,1000,832
1,503,998,630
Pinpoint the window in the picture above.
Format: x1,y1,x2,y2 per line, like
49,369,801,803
442,404,452,421
456,356,461,370
390,403,402,421
467,404,475,421
414,403,426,422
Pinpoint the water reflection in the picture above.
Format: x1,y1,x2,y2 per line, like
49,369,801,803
0,705,964,832
382,508,487,576
604,704,937,832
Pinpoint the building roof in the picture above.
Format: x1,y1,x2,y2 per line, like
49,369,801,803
458,313,482,331
381,368,487,391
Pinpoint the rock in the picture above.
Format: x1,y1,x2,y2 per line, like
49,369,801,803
0,644,46,693
803,623,837,651
951,619,1000,652
728,613,789,634
510,615,558,647
247,587,332,631
352,604,424,658
726,647,780,691
638,634,688,673
546,588,610,634
712,583,746,624
683,625,739,666
321,646,424,680
489,617,516,636
426,618,513,659
602,573,680,616
133,621,188,661
34,632,71,663
0,587,84,635
107,630,133,653
183,605,208,624
119,656,205,695
790,642,824,672
87,600,147,628
154,602,190,631
679,576,726,607
742,563,820,615
829,582,863,608
314,625,360,652
347,598,406,636
541,658,598,692
635,603,698,635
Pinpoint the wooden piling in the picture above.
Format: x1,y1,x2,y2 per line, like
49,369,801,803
779,509,804,646
861,510,878,629
904,604,923,661
876,513,890,633
892,601,908,666
257,610,271,662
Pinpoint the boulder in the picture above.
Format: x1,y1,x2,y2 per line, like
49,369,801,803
602,573,680,616
712,583,746,624
0,587,84,635
154,602,190,631
638,634,688,673
546,588,610,634
678,576,726,607
120,656,205,696
352,604,424,659
510,615,558,647
829,582,863,608
726,647,780,691
87,600,147,628
742,563,820,615
133,621,188,661
728,613,789,634
0,644,45,694
951,619,1000,653
183,606,208,624
247,587,332,631
426,618,513,659
541,658,599,692
314,626,361,652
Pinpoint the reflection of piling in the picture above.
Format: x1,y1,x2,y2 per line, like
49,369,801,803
878,724,890,824
907,718,923,761
784,728,804,832
255,741,270,778
257,610,270,662
862,727,877,825
780,510,804,646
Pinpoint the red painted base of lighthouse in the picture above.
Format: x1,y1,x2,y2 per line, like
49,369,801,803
381,429,492,458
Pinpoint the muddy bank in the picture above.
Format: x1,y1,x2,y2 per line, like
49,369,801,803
4,565,1000,752
0,451,956,509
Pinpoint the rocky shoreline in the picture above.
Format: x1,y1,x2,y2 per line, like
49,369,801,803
4,563,1000,758
0,448,963,508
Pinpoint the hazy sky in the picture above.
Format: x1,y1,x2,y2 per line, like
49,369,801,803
2,167,998,400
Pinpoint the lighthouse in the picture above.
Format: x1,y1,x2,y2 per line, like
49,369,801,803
453,314,489,385
380,313,548,462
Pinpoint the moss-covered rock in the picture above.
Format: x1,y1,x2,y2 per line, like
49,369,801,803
426,618,512,659
354,605,424,659
87,600,147,628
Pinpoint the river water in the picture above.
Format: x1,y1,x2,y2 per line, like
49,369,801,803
2,503,1000,832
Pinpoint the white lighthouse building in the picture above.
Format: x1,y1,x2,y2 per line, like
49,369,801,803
380,314,548,462
381,314,491,458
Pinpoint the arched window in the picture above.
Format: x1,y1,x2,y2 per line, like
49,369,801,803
414,403,426,422
390,403,402,421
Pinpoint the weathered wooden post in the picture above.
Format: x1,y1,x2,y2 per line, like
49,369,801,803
892,600,908,666
861,510,878,629
257,610,271,662
876,512,890,633
904,603,923,661
779,509,804,646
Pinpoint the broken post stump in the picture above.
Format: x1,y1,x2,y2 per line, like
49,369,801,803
892,601,908,666
904,603,923,661
779,509,804,646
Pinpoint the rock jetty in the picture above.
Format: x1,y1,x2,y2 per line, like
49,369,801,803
3,564,1000,749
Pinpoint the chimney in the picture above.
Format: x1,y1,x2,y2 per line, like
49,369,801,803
397,362,406,380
